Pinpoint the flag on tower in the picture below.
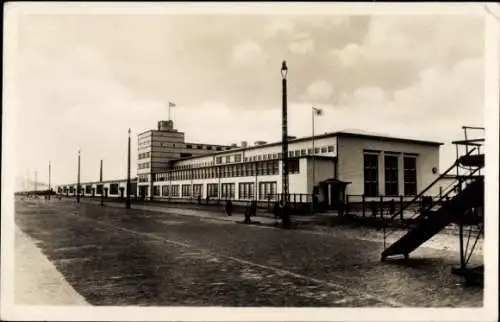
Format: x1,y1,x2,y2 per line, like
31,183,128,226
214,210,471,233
313,107,323,115
169,102,176,108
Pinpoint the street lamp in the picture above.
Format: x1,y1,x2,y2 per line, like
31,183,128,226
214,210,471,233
48,161,51,200
281,60,291,229
126,128,131,209
311,106,323,214
100,159,104,206
77,150,81,204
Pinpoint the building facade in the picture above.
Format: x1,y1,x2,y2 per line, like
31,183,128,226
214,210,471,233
57,121,444,209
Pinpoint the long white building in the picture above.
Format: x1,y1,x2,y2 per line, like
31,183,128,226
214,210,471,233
57,119,444,209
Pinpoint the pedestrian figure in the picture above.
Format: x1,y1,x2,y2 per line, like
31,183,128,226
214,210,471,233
250,200,257,217
206,195,210,205
272,202,281,220
244,203,252,224
197,194,201,205
281,202,291,229
225,199,233,216
370,201,378,218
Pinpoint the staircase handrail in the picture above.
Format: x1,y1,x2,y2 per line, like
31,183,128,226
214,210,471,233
388,147,478,222
382,166,482,244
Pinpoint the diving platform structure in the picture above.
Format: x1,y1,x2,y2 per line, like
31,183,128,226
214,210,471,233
380,126,485,286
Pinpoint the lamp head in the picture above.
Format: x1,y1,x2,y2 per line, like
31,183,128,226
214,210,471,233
281,60,288,79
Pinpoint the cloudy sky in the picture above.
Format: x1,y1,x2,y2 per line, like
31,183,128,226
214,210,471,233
6,5,491,189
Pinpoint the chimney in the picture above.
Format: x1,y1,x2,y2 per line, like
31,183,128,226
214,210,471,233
231,143,238,148
254,141,267,146
241,141,248,148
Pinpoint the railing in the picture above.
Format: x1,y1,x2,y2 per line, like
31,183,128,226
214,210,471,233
388,146,479,223
382,165,482,249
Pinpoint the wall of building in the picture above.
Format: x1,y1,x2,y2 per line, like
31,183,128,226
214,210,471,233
337,136,440,199
305,158,336,194
151,159,310,201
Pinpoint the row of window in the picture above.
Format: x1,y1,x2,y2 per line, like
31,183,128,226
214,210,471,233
59,183,138,195
170,144,335,170
363,152,417,197
152,181,278,200
186,144,230,151
138,152,151,160
153,159,300,182
138,162,150,170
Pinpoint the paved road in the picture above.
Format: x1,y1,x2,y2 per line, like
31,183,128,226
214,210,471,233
14,197,482,307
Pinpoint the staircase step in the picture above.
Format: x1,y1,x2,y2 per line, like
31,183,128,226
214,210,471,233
381,178,483,260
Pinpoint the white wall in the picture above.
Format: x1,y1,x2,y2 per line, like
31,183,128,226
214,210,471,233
337,136,440,198
305,158,336,194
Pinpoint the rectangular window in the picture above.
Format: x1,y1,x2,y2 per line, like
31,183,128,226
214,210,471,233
288,159,300,174
258,182,277,200
314,148,320,154
321,147,327,153
162,185,169,197
384,155,399,196
96,184,103,194
193,184,203,197
300,149,306,156
85,185,91,194
216,156,222,164
307,148,313,155
207,183,219,198
153,186,160,196
327,145,334,153
221,183,235,199
110,183,119,195
182,184,191,197
226,155,231,163
238,182,255,199
170,185,179,197
403,157,417,196
364,153,379,197
235,154,242,163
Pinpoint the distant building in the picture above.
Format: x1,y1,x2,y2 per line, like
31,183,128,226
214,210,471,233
57,119,444,209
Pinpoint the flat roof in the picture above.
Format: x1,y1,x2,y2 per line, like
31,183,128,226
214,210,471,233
173,130,443,163
59,178,138,186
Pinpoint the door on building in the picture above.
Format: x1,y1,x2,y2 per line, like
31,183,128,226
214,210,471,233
139,186,148,200
119,187,125,199
321,178,350,211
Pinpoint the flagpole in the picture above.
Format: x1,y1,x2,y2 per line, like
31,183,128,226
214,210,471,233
312,107,315,215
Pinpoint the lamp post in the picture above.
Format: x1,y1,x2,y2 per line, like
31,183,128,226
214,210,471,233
77,150,81,204
48,161,51,200
100,159,104,206
281,60,290,229
34,169,37,196
126,128,131,209
311,106,323,214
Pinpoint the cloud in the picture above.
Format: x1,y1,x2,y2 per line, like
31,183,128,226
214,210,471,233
232,40,268,67
289,37,315,55
331,43,363,67
263,17,295,37
9,13,487,186
303,80,334,102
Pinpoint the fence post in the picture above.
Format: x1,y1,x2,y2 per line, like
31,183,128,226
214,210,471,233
380,195,384,220
345,194,350,216
399,195,404,221
362,195,366,218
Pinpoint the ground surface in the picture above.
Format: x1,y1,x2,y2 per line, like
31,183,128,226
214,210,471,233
14,197,483,307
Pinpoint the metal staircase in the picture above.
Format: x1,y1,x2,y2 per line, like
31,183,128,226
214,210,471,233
381,127,485,273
